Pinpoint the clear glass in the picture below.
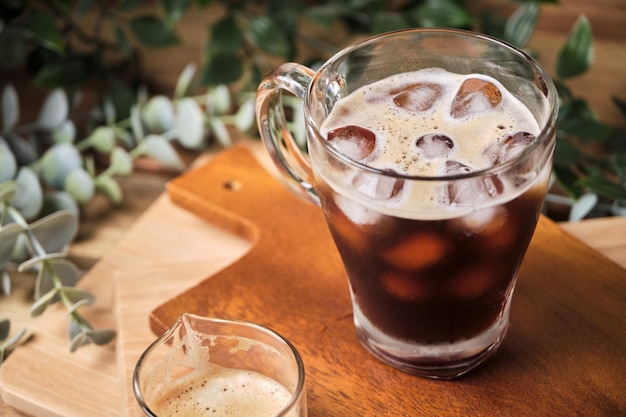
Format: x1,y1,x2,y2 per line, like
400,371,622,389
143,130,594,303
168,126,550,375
256,28,557,379
134,314,307,416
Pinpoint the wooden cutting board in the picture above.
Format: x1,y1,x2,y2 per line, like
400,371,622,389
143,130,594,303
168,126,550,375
0,143,624,416
152,144,626,416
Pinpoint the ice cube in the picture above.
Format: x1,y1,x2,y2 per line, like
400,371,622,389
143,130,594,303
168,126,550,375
382,271,430,301
381,233,448,271
327,125,376,161
352,170,404,200
446,161,503,205
449,265,497,299
415,133,454,159
392,83,442,112
334,194,382,225
451,78,502,118
497,131,535,163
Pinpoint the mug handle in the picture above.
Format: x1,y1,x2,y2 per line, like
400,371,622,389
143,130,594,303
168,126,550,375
256,63,319,205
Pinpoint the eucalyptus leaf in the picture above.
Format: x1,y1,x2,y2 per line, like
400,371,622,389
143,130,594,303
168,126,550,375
0,223,22,268
30,288,58,317
200,52,243,86
64,167,94,204
68,317,89,340
174,63,197,99
206,85,232,115
0,181,18,204
86,328,116,346
130,14,180,47
208,117,231,148
557,15,593,79
40,191,80,217
62,287,95,306
175,97,205,149
234,99,255,132
40,142,83,189
3,133,37,166
0,319,8,340
94,175,123,204
18,252,67,273
29,211,79,254
110,147,133,176
503,2,539,48
69,331,89,353
130,105,144,141
569,192,598,221
141,96,175,133
0,142,17,182
37,89,69,130
143,134,184,170
1,84,19,131
13,167,43,221
2,270,10,295
35,258,81,300
86,126,115,153
51,119,76,144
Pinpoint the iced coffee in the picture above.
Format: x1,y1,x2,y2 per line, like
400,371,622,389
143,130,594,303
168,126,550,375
316,68,552,375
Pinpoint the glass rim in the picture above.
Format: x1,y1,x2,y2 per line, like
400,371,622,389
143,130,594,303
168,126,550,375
305,27,559,182
133,313,306,417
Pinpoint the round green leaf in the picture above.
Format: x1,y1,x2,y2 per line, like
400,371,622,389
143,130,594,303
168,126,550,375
110,147,133,176
143,134,184,170
86,328,116,346
141,95,175,133
0,223,22,268
208,117,231,147
557,15,593,79
29,211,79,253
1,84,19,131
175,97,205,149
94,175,123,204
30,288,58,317
64,167,94,204
234,99,256,132
0,181,17,205
40,191,79,217
173,63,197,99
34,258,81,300
13,167,43,221
51,119,76,144
87,126,115,153
206,85,232,115
0,142,17,181
37,89,68,129
40,142,83,189
129,14,179,47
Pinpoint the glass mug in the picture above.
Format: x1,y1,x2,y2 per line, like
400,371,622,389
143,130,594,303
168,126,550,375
134,314,307,416
256,28,557,379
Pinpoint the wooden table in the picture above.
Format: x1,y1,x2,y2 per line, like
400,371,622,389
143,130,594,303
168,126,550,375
0,0,624,415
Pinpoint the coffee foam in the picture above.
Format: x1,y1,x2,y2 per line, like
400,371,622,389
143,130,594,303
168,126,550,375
318,68,544,218
320,68,539,177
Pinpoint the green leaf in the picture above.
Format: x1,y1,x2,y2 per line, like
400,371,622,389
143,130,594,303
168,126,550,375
248,16,290,57
141,95,175,133
175,98,205,149
62,287,95,306
143,134,184,170
40,191,79,217
0,320,9,340
556,15,593,79
118,0,142,11
200,52,243,85
569,192,598,221
305,4,347,27
30,288,58,317
29,211,79,253
553,165,584,199
559,118,614,142
503,2,539,48
0,180,18,204
51,120,76,144
40,142,82,189
159,0,191,27
0,223,22,269
372,12,409,34
0,142,17,182
577,175,626,200
613,97,626,119
64,167,94,204
94,175,123,204
20,12,63,53
34,259,81,300
13,167,43,221
129,15,179,47
34,54,96,89
110,147,133,176
1,84,19,131
411,0,473,29
207,15,244,55
174,63,197,99
114,25,132,59
86,328,116,346
37,89,69,130
69,330,89,352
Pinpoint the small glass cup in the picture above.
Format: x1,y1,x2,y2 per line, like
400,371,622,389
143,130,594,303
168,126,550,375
256,28,557,379
133,314,307,416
